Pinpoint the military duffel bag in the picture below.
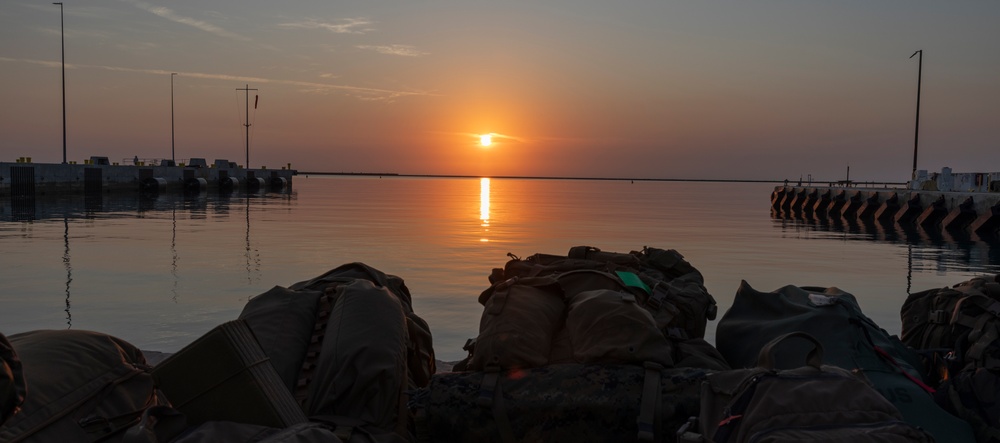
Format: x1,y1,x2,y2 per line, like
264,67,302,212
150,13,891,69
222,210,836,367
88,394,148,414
409,363,706,443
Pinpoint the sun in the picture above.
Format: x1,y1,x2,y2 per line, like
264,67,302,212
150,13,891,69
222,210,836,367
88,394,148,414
479,134,492,147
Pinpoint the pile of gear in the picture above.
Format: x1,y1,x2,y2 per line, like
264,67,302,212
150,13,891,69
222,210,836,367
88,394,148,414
2,246,999,442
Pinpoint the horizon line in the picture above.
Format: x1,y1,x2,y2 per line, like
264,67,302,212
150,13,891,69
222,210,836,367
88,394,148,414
297,171,907,186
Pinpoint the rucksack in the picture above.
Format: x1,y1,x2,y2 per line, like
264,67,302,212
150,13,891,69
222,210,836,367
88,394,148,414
463,273,679,371
410,363,707,443
901,274,1000,373
935,367,1000,443
457,247,729,372
238,262,434,441
0,332,25,427
490,246,718,340
285,262,436,389
716,281,976,443
683,332,934,442
0,329,168,443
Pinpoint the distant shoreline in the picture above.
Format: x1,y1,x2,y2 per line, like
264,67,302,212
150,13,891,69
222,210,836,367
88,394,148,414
297,171,906,186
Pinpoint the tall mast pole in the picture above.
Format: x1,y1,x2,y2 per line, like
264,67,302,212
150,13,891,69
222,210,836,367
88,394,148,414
910,50,922,181
236,84,257,169
171,73,177,163
53,2,66,164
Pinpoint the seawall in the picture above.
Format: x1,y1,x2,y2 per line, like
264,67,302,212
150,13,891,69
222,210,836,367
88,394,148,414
0,161,295,197
771,185,1000,238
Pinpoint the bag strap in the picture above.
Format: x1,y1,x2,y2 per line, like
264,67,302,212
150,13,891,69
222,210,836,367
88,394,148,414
856,323,936,394
756,332,823,370
712,374,767,443
294,293,335,408
967,319,1000,368
120,406,188,443
477,366,516,443
637,362,663,442
947,380,1000,443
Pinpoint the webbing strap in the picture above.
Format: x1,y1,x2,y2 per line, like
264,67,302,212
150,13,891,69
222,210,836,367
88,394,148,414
953,294,1000,324
477,367,516,443
857,324,936,394
948,384,1000,443
412,408,432,443
967,320,1000,366
295,293,334,408
637,362,663,442
646,282,670,311
476,369,498,407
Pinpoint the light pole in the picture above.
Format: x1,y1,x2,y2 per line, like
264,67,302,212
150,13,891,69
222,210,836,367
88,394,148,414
171,73,177,164
236,84,257,168
53,2,66,164
910,50,922,181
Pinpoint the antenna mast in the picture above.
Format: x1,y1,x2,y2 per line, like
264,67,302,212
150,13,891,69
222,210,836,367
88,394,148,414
236,84,258,169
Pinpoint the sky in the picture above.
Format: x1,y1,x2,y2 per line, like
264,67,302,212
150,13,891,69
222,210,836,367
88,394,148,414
1,1,998,181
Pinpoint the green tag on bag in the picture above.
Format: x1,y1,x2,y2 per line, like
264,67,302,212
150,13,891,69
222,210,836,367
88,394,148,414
616,271,651,294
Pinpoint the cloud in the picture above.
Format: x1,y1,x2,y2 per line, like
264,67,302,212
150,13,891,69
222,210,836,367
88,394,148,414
119,0,250,41
277,18,373,34
447,132,529,144
357,44,428,57
0,57,436,102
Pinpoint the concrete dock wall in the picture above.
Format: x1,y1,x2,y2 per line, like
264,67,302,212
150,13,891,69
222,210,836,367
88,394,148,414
771,185,1000,239
0,161,295,196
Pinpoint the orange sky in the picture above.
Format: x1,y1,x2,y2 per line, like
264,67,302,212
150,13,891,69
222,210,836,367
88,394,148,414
1,1,999,181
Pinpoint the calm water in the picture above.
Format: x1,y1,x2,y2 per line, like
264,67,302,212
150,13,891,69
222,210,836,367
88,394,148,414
2,176,999,361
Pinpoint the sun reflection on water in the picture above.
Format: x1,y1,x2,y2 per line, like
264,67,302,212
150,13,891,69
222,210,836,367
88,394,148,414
480,177,490,242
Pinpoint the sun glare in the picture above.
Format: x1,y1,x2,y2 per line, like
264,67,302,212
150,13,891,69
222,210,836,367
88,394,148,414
480,134,492,147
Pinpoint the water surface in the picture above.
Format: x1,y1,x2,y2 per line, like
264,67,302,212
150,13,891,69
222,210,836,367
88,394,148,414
2,176,997,361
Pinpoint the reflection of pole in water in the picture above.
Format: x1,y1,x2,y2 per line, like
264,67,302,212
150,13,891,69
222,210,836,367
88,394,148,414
171,207,179,302
906,244,913,295
480,177,490,243
245,197,260,284
63,217,72,327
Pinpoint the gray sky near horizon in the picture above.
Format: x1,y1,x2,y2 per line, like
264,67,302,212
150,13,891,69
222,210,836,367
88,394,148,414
1,1,997,181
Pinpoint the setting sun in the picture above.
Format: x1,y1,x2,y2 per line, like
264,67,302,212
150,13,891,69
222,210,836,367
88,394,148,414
479,134,492,147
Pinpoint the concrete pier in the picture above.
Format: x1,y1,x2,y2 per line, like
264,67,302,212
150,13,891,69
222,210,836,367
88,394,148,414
772,185,1000,239
0,159,295,197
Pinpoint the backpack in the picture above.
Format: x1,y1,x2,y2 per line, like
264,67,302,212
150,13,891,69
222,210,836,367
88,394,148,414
410,363,707,443
0,332,25,427
683,332,934,442
490,246,718,340
901,274,1000,373
716,281,976,443
238,262,434,441
457,246,726,371
0,329,168,443
935,367,1000,443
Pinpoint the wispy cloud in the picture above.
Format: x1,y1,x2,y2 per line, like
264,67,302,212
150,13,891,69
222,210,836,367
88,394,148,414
119,0,250,41
278,18,373,34
447,132,529,144
357,44,428,57
0,57,436,102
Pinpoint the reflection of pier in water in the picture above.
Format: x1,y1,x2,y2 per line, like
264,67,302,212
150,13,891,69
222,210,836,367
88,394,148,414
772,207,1000,275
771,185,1000,275
4,188,294,321
2,187,293,222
